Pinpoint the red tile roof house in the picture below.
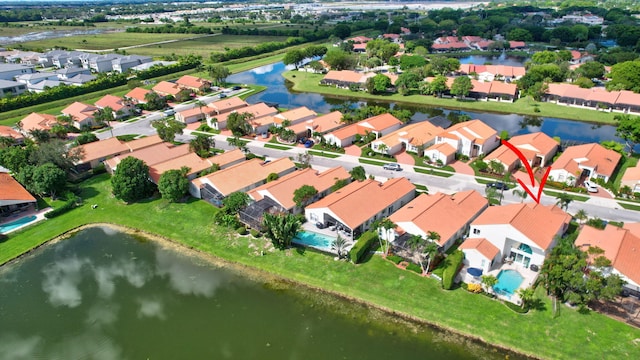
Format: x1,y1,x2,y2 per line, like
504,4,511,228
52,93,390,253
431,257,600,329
621,165,640,193
149,153,220,184
548,143,621,186
74,135,164,170
370,121,443,156
18,112,58,133
483,132,559,173
459,238,501,277
305,177,416,239
95,94,133,119
324,113,403,148
247,166,351,215
206,102,278,130
434,119,500,158
384,190,489,252
175,106,211,124
613,90,640,115
0,172,37,219
207,97,248,116
273,106,317,127
175,75,211,94
287,111,345,139
458,64,526,82
152,81,182,97
61,101,99,129
0,125,25,144
104,142,191,174
575,224,640,296
189,157,296,206
423,142,457,166
320,70,375,89
124,87,151,104
467,203,571,275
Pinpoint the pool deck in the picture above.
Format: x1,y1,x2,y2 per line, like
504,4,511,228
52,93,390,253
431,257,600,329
0,208,50,235
300,223,356,254
461,262,539,305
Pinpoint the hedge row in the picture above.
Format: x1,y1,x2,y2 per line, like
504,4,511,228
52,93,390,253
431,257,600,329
349,231,377,264
442,250,464,290
44,196,80,219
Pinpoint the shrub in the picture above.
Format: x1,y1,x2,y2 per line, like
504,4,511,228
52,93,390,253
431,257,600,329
467,283,483,293
349,231,377,264
44,196,79,219
442,250,464,290
504,301,528,313
387,255,403,264
250,229,261,238
197,123,212,132
236,226,248,235
406,263,422,274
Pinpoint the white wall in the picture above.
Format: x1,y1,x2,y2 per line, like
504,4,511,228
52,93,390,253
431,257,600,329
462,249,496,274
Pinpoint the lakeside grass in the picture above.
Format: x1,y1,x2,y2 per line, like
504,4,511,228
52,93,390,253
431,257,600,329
282,71,618,125
2,174,640,360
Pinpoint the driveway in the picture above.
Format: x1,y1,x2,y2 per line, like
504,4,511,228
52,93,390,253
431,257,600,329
344,145,361,157
395,150,415,166
449,160,475,176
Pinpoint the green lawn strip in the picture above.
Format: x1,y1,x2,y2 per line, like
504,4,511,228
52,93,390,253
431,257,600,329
413,166,454,178
407,151,456,172
307,150,340,158
542,190,590,202
618,202,640,211
475,177,494,185
263,143,292,150
414,184,428,192
282,71,618,125
610,155,639,191
2,174,639,360
358,158,385,166
359,146,397,162
21,32,196,51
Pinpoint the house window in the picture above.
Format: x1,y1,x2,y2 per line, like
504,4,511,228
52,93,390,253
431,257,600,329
473,228,480,235
310,213,317,221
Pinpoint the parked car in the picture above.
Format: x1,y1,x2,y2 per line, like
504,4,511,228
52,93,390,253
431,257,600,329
583,180,598,193
163,108,175,116
232,86,241,90
304,140,314,148
383,163,403,171
485,182,509,190
219,93,227,98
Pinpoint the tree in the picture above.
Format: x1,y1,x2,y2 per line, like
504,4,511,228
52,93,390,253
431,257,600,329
152,119,186,142
481,275,498,294
423,241,439,274
293,185,318,208
283,49,305,70
30,139,83,172
365,74,392,95
75,132,98,146
614,114,640,155
555,192,573,211
29,163,67,199
376,217,395,257
175,88,193,102
450,76,473,99
507,28,533,42
266,172,279,182
516,287,535,309
606,61,640,93
485,186,501,205
226,112,254,136
333,24,351,39
426,75,448,97
111,157,154,203
144,91,168,111
488,160,505,175
323,49,356,71
574,209,588,224
349,166,366,181
394,71,422,95
429,56,460,75
512,188,528,203
262,212,302,250
158,167,190,202
28,129,50,144
189,133,214,157
574,77,594,88
0,145,31,173
94,106,115,127
576,61,605,79
331,178,349,191
207,64,231,86
222,191,250,215
331,234,348,260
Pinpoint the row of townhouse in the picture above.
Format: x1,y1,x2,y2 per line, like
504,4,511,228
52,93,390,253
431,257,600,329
425,76,520,102
431,36,527,52
544,83,640,115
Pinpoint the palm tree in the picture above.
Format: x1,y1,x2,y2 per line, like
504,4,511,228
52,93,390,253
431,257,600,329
485,186,501,205
574,209,588,224
555,192,573,211
517,287,535,309
423,241,440,274
331,234,348,260
481,275,498,294
377,218,395,256
262,213,302,250
195,100,207,120
512,188,529,203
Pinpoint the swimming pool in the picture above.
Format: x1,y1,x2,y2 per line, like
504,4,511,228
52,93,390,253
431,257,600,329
0,215,37,234
493,269,524,296
293,231,335,251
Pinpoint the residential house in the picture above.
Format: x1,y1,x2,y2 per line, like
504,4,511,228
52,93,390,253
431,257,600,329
0,126,24,144
55,67,91,80
175,106,210,124
459,238,501,275
0,63,35,81
0,80,27,98
467,203,571,269
95,95,133,119
458,64,526,82
176,75,211,94
63,74,96,86
545,83,640,114
347,36,372,44
613,91,640,115
207,102,277,130
61,101,99,129
324,113,403,148
18,112,58,133
207,97,248,115
423,142,457,166
384,190,489,252
509,41,527,49
371,121,443,155
0,172,36,218
273,106,317,126
320,70,375,89
382,33,401,43
288,111,345,139
621,165,640,193
149,153,218,184
483,132,559,173
189,157,296,205
575,224,640,296
124,87,151,104
548,143,621,185
305,178,415,239
111,55,152,73
152,81,182,97
435,119,500,158
130,61,177,72
74,135,164,171
89,54,120,73
104,143,190,174
15,72,59,88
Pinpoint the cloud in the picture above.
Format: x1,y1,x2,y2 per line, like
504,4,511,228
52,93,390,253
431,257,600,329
41,256,88,308
48,330,125,360
94,258,151,299
0,334,42,360
155,248,225,297
86,302,120,327
136,297,166,320
251,63,274,75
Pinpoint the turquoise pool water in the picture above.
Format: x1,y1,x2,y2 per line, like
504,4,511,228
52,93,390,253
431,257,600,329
493,269,524,296
0,215,37,234
293,231,335,250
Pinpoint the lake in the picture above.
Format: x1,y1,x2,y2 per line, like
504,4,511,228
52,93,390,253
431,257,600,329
0,227,524,360
228,61,623,146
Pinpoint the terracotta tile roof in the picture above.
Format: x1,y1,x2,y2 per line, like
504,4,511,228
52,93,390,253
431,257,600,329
470,80,492,94
586,88,620,104
489,81,517,96
207,97,247,114
306,178,415,230
509,41,526,48
152,81,181,96
483,144,519,168
125,135,164,151
509,132,558,159
0,125,24,142
195,157,296,197
459,237,500,260
105,143,189,170
440,119,497,145
61,101,98,122
348,36,371,43
275,106,317,124
77,137,129,163
177,106,211,120
124,87,150,103
359,113,403,132
248,166,350,209
374,121,443,149
209,148,245,167
176,75,210,89
471,203,571,251
323,70,368,84
459,64,525,77
0,172,36,202
616,91,640,107
390,190,488,247
383,33,400,39
19,112,58,132
622,165,640,182
328,123,362,140
238,102,278,119
149,153,215,183
570,50,581,60
308,111,344,133
425,142,457,156
551,143,621,179
624,223,640,236
575,224,640,286
95,94,128,112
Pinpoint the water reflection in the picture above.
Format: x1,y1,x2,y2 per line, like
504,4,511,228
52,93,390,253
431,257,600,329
41,256,88,308
136,297,166,320
155,247,225,297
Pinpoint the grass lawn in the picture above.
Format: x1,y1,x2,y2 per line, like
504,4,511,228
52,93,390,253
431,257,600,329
21,32,197,51
610,155,639,191
619,202,640,211
263,143,292,150
282,71,618,125
131,35,289,58
358,158,385,166
542,190,590,202
413,166,454,178
2,174,640,360
307,150,340,158
359,146,398,162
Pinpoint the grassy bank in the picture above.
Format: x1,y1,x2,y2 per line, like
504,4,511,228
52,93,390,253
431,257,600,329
2,174,639,360
282,71,618,125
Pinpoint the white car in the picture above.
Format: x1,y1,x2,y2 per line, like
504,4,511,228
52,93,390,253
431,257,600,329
383,163,402,171
583,181,598,193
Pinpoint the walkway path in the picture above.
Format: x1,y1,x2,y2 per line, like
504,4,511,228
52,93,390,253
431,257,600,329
449,160,474,176
395,150,415,166
344,145,361,157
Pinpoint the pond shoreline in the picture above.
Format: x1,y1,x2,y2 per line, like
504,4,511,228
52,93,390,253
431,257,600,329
3,222,539,360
